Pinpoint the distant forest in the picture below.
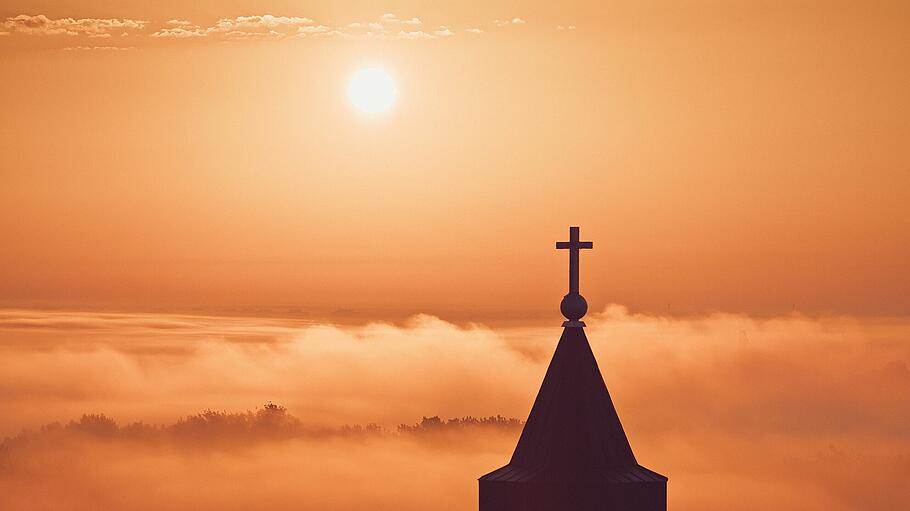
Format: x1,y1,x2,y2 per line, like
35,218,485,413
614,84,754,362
0,403,524,452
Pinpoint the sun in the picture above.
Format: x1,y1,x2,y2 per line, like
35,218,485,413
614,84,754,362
347,67,397,113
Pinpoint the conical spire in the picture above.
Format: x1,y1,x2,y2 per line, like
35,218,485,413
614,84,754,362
508,326,636,476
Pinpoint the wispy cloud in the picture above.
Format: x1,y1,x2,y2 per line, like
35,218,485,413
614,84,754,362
150,12,438,41
493,17,527,27
1,14,146,37
151,14,317,40
2,12,549,48
393,30,435,40
62,46,135,51
336,14,456,40
150,26,207,38
379,13,422,26
297,25,332,35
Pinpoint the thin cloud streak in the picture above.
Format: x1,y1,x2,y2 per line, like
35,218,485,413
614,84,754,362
2,12,548,47
1,14,146,37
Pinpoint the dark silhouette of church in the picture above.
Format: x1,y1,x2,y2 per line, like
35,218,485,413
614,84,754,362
479,227,667,511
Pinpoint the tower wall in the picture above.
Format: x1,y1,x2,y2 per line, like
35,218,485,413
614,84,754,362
479,480,666,511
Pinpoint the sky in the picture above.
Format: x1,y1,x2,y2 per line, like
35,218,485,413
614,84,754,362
1,1,908,321
0,4,909,510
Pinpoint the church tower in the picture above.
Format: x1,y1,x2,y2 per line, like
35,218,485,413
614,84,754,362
478,227,667,511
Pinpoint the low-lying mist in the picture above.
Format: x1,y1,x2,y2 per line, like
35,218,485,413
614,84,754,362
0,307,907,510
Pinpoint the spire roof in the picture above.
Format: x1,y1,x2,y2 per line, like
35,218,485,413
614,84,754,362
510,326,635,469
481,327,664,483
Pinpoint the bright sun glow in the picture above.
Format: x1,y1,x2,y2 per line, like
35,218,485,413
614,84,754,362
347,67,397,113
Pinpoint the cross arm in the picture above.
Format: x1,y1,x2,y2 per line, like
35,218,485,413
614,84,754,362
556,241,593,249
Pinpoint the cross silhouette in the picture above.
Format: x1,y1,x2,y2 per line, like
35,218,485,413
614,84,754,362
556,226,593,295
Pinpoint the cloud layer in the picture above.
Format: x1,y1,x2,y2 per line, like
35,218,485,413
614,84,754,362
0,14,145,37
0,307,907,510
1,12,540,46
148,13,500,41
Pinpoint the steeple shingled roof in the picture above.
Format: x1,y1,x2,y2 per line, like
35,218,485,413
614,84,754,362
480,327,665,484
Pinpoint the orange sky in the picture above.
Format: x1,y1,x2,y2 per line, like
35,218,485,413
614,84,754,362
1,1,909,321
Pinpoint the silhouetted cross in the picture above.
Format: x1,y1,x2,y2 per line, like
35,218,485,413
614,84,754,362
556,226,593,294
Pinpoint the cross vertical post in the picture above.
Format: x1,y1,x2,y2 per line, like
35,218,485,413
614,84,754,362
556,226,593,295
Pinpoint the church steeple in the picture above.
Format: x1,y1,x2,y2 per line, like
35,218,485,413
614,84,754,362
478,226,667,511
